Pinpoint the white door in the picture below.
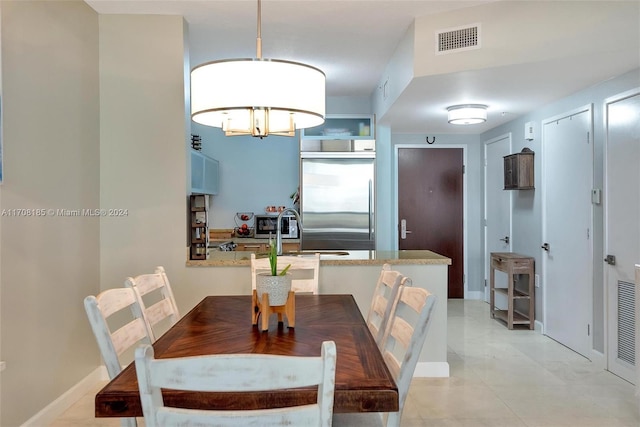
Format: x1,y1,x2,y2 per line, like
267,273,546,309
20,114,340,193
605,89,640,383
542,106,593,359
484,134,512,302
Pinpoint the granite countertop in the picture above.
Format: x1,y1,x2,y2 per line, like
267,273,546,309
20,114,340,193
186,250,451,267
209,238,301,245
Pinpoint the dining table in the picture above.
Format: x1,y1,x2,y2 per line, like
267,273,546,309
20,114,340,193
95,294,399,418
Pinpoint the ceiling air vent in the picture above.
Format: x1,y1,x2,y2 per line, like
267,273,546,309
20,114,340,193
436,24,481,54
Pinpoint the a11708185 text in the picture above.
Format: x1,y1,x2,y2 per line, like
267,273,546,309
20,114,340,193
0,208,129,217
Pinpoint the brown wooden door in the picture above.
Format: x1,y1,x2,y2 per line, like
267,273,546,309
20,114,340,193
398,147,464,298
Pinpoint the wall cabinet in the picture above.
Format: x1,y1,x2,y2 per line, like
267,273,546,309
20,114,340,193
490,252,535,329
300,114,375,152
191,150,219,195
189,194,209,260
504,148,534,190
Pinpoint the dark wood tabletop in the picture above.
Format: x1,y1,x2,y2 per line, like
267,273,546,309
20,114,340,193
95,294,398,417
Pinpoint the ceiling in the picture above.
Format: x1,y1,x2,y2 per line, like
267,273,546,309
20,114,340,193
85,0,640,135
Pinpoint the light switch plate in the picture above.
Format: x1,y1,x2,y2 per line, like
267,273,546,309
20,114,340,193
525,121,534,140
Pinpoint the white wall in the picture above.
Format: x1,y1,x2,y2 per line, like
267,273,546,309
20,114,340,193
191,124,300,229
481,68,640,353
99,14,189,324
0,1,100,425
412,1,640,79
372,20,415,120
0,6,190,425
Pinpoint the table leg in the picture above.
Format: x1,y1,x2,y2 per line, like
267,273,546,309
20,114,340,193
261,293,271,331
251,290,260,326
286,291,295,328
528,268,535,330
507,265,514,329
490,266,495,318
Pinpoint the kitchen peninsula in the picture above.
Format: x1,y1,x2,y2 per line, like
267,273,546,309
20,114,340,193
186,249,451,377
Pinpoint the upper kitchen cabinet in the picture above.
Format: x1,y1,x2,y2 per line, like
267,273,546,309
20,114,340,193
191,150,219,195
301,114,375,140
300,114,375,153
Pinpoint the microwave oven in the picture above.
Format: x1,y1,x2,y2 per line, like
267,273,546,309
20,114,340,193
254,215,299,239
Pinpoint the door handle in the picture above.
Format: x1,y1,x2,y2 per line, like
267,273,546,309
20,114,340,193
541,243,550,252
368,179,373,240
604,254,616,265
400,219,412,239
499,236,510,245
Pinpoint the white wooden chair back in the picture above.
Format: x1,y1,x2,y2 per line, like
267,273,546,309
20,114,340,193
251,253,321,294
135,340,337,427
125,266,179,341
84,287,152,427
365,264,412,347
379,286,437,427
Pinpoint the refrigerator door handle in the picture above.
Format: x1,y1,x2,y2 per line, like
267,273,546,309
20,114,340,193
368,179,373,240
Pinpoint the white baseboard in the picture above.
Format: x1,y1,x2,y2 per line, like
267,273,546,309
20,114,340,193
21,367,104,427
535,320,544,334
413,362,450,377
98,365,109,380
590,349,605,369
465,291,484,300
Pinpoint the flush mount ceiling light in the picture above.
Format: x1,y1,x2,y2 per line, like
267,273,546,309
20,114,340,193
190,0,325,138
447,104,488,125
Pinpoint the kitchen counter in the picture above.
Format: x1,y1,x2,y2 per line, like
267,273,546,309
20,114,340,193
210,237,301,245
183,248,451,377
186,249,451,267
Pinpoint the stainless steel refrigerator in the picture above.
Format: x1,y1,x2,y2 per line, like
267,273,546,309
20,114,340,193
300,152,375,250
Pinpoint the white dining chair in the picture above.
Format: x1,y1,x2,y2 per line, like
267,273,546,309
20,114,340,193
125,266,180,341
365,263,412,347
84,287,153,427
251,253,321,294
135,340,337,427
333,286,437,427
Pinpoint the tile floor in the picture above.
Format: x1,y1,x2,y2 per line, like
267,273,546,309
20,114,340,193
51,300,639,426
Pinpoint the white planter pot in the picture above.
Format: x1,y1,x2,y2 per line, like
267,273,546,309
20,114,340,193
256,273,292,306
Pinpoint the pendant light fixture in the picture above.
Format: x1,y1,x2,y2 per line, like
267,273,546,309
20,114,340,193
190,0,326,138
447,104,488,125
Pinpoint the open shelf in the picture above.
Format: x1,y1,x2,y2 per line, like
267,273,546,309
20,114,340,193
490,252,535,330
493,287,530,298
189,194,209,260
493,309,531,325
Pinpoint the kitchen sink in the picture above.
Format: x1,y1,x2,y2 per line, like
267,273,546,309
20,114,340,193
283,250,350,256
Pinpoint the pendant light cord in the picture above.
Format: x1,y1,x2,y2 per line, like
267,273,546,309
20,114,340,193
256,0,262,59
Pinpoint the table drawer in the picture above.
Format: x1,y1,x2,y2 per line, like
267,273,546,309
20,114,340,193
491,257,507,270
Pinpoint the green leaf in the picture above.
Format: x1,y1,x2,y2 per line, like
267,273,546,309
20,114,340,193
269,238,277,276
279,264,292,276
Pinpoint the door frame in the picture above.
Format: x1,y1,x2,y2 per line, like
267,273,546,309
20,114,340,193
541,104,594,347
603,87,640,381
394,144,469,297
483,133,513,302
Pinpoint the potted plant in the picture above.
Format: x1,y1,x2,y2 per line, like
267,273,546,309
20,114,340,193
255,238,292,306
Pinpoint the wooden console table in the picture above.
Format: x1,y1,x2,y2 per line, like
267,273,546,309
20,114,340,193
490,252,535,329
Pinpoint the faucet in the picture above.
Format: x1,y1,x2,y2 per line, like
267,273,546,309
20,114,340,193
276,208,302,255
